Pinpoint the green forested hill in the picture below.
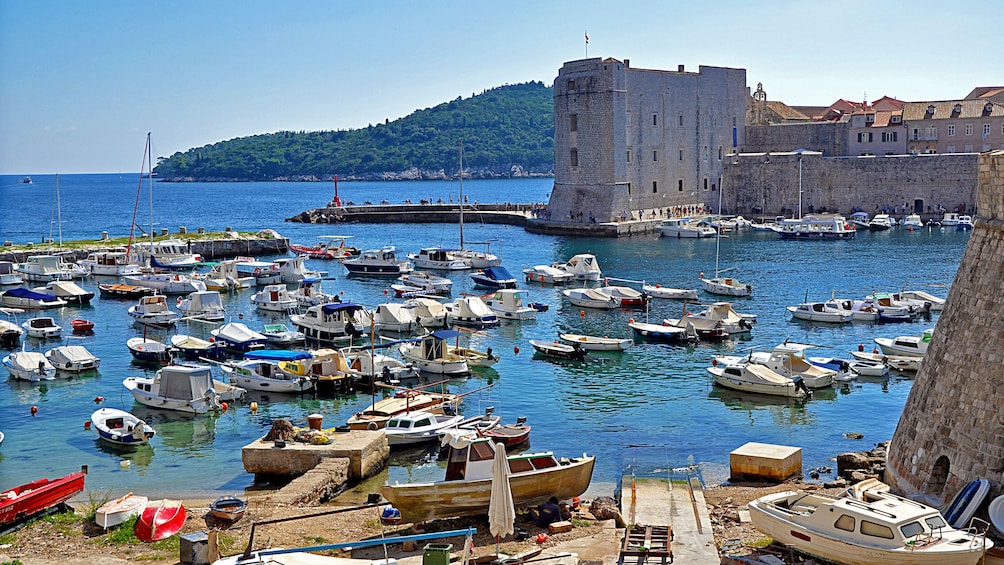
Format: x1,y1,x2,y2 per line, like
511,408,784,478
154,81,554,181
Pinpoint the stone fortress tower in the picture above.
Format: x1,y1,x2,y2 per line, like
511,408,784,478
549,58,747,222
886,150,1004,505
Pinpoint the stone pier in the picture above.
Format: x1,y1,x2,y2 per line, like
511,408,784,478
886,150,1004,505
242,430,388,482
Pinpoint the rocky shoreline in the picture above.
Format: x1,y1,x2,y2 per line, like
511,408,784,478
157,167,554,183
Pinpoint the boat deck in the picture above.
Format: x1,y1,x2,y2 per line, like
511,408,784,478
620,477,718,565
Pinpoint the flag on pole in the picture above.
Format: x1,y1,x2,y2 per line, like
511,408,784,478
585,31,589,44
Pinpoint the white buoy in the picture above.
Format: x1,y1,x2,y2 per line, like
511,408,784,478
120,460,131,469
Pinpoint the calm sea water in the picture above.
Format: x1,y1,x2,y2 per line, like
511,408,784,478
0,174,968,499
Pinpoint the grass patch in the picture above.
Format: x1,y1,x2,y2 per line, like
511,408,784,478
302,535,328,544
43,508,85,535
83,490,114,522
3,231,262,253
105,516,140,545
0,534,16,545
2,559,25,565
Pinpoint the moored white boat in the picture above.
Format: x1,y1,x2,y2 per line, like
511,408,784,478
176,290,226,321
80,251,142,277
522,264,574,285
1,288,67,310
342,246,413,276
260,324,305,346
124,273,206,295
0,261,24,285
45,338,101,372
383,409,468,447
399,330,470,375
290,277,339,307
868,213,894,230
787,301,854,323
469,266,517,290
234,257,283,285
396,271,454,295
902,214,924,229
372,303,421,333
628,320,698,343
558,333,632,351
484,289,537,320
15,255,73,282
444,296,499,328
850,350,923,373
211,322,268,352
557,253,602,281
169,334,226,360
290,302,372,344
562,288,619,309
220,355,313,393
32,280,94,305
250,284,298,313
642,284,699,301
128,295,181,327
123,364,244,414
272,256,320,283
748,488,993,565
702,274,752,297
717,342,835,388
707,361,812,398
21,316,63,339
595,285,648,307
127,337,173,363
875,328,933,357
2,347,56,381
408,248,470,271
664,301,754,337
657,217,717,238
90,407,156,446
778,215,857,240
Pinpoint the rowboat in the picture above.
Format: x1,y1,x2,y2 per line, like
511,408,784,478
95,492,148,529
134,499,186,542
0,468,86,528
529,339,587,360
558,333,632,351
209,495,247,524
91,407,156,446
71,319,94,332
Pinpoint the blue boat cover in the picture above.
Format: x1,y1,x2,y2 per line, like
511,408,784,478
3,287,51,300
482,266,515,281
430,329,463,340
321,302,363,313
244,350,312,361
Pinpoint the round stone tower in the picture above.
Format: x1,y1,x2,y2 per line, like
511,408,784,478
886,150,1004,505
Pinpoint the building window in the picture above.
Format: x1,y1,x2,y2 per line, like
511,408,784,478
703,178,708,191
947,145,955,153
678,179,684,192
653,150,658,162
626,150,632,163
569,149,578,167
569,114,577,132
679,149,684,161
965,145,974,152
925,126,936,139
858,132,874,142
652,181,658,193
567,79,576,91
653,114,658,126
966,124,974,136
678,114,684,127
947,125,955,136
911,128,919,141
718,146,723,160
703,146,708,161
882,131,898,142
984,123,992,136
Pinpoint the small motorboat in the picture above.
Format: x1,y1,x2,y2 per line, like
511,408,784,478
470,266,518,290
787,302,853,323
21,317,63,339
123,364,245,413
522,264,574,285
595,285,649,307
134,499,186,542
128,295,181,328
126,337,173,364
98,283,155,299
71,319,94,333
176,290,226,321
444,296,499,328
484,289,537,320
169,334,226,360
481,417,531,447
849,350,922,373
0,468,87,528
91,407,156,446
383,409,468,447
211,322,268,352
396,271,454,295
558,333,632,351
33,280,94,305
529,339,588,361
874,328,933,357
2,347,56,381
220,357,313,393
260,323,305,346
562,288,619,309
642,284,699,301
707,361,812,398
46,338,101,372
209,495,247,524
95,493,148,530
1,288,68,310
250,284,299,313
628,320,698,343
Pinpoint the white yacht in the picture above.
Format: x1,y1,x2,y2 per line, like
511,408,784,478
408,248,470,271
251,284,299,313
79,251,142,277
290,302,373,344
15,255,74,282
657,218,716,238
342,246,413,276
176,290,226,321
123,364,245,414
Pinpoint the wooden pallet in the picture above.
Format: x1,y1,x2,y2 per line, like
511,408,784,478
619,524,673,564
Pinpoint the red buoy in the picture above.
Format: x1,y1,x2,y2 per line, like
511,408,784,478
221,402,229,414
30,405,38,417
513,346,520,355
84,421,91,430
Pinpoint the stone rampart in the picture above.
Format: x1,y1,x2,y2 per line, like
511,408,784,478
885,150,1004,506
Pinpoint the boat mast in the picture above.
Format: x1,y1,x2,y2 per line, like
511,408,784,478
126,132,152,264
458,140,464,251
797,152,803,220
714,173,724,278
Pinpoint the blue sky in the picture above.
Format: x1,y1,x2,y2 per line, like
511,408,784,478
1,0,998,174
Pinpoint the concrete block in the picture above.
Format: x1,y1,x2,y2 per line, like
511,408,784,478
180,531,209,565
730,442,802,482
548,520,574,533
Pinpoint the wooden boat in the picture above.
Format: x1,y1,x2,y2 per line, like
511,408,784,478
558,333,632,351
134,499,186,542
98,283,155,299
127,337,173,363
748,489,992,565
481,418,531,447
71,319,94,332
0,468,86,528
529,339,587,360
381,434,594,523
642,284,699,300
95,493,148,529
91,407,156,446
209,495,246,524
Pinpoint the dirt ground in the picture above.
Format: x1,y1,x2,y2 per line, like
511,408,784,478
0,481,842,565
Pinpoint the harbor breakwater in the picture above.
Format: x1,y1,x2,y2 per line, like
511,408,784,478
0,232,289,263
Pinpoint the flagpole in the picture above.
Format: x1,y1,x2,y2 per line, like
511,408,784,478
584,30,589,58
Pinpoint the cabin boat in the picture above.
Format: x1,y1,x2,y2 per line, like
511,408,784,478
234,257,283,285
346,390,457,430
290,277,339,307
562,288,619,309
251,284,298,313
394,271,453,296
0,261,23,285
875,328,933,357
778,215,857,240
1,288,67,310
484,289,537,320
260,324,305,346
868,214,894,230
15,255,74,282
123,364,245,413
220,354,314,393
383,409,468,447
399,330,470,375
557,254,602,281
716,342,835,388
127,337,173,363
79,251,142,277
291,302,372,344
381,434,595,523
470,266,518,290
373,303,421,333
2,347,56,381
211,322,268,352
176,290,226,321
748,488,993,565
129,238,202,270
128,295,181,327
21,316,63,339
787,301,854,323
657,217,717,238
45,338,101,372
123,273,207,295
707,361,812,398
523,264,575,285
32,280,93,305
940,212,961,227
98,283,155,299
444,296,499,328
902,214,924,229
169,334,226,360
272,256,320,283
956,215,973,230
0,469,86,528
408,248,470,271
596,285,649,308
404,297,450,328
198,259,254,292
90,407,155,446
824,298,880,322
342,246,413,276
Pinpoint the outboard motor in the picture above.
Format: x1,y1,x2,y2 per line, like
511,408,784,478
792,376,812,398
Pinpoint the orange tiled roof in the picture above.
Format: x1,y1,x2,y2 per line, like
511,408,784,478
903,99,1004,120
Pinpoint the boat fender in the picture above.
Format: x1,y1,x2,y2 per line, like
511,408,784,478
580,310,585,318
174,275,180,281
31,405,38,417
84,420,91,430
366,421,378,431
253,268,262,276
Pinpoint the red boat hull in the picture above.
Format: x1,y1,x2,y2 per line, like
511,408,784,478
134,499,186,542
485,424,531,447
0,471,86,526
71,319,95,332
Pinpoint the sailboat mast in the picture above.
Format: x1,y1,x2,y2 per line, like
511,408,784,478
797,154,803,220
56,174,63,249
148,136,154,246
458,140,464,251
714,177,724,278
126,132,151,264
